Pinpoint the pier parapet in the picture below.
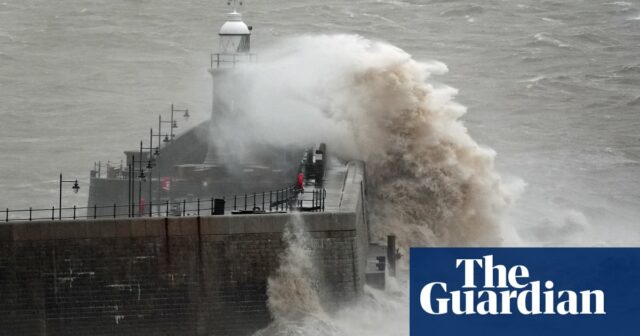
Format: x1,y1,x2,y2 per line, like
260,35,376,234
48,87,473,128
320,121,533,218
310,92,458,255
0,161,368,336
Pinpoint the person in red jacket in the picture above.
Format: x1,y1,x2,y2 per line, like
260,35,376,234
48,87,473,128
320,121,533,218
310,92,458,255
297,172,304,190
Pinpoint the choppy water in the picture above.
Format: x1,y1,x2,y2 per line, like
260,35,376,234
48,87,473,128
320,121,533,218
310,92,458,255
1,0,639,245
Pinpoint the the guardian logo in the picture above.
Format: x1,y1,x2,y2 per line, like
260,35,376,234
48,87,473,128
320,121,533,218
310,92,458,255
420,255,606,315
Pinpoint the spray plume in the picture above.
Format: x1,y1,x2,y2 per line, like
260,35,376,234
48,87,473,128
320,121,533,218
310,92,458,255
215,34,513,248
211,34,516,335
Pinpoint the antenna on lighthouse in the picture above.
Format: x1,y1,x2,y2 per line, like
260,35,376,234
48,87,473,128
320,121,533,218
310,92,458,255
227,0,243,11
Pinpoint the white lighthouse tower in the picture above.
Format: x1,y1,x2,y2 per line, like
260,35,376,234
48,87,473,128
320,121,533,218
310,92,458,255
205,1,255,165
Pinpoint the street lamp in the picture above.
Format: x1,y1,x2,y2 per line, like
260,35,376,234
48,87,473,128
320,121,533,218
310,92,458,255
159,104,190,141
142,130,160,213
128,155,152,217
156,105,189,147
59,173,79,220
173,104,190,120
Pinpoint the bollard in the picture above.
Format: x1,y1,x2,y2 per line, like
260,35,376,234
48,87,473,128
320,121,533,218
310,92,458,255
29,207,32,221
387,235,397,278
166,200,169,217
244,194,247,211
182,200,186,216
234,195,237,211
269,191,273,212
149,201,153,217
94,204,97,219
211,198,214,215
5,208,8,222
51,207,54,220
262,192,265,212
73,206,76,220
213,199,225,215
197,199,200,216
113,204,117,218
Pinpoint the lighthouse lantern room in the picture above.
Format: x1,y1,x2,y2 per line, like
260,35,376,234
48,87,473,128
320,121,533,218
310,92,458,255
219,0,251,54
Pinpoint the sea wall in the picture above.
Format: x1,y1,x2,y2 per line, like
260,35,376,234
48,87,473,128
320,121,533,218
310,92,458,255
0,162,367,336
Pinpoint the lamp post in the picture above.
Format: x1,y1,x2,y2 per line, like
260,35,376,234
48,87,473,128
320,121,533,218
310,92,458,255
128,155,151,217
170,104,190,140
141,130,160,216
151,128,171,207
59,173,79,220
156,105,189,147
153,128,172,148
160,104,190,142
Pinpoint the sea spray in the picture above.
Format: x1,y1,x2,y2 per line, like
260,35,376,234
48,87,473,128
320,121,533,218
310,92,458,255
266,214,323,322
218,34,517,335
214,34,514,250
255,214,339,336
255,215,408,336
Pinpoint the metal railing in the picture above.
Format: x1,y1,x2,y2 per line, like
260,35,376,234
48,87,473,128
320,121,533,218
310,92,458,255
210,53,257,69
1,186,327,223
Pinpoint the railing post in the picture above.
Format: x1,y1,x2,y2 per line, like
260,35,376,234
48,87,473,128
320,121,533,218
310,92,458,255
5,208,9,222
29,207,32,221
73,205,76,220
285,189,288,211
197,199,200,216
211,197,214,215
387,235,397,278
166,200,169,217
244,194,247,211
322,189,326,211
149,201,153,217
269,191,272,212
51,207,54,220
182,199,186,216
113,204,117,218
253,193,256,210
94,204,97,219
234,195,237,211
262,192,265,212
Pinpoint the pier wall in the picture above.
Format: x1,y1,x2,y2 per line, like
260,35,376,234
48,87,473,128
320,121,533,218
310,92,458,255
0,162,368,336
0,213,360,336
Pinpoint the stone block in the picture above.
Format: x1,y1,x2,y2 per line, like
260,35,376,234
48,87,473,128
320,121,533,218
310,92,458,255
146,218,165,236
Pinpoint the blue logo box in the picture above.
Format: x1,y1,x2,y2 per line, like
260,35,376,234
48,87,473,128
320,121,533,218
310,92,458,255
410,248,640,335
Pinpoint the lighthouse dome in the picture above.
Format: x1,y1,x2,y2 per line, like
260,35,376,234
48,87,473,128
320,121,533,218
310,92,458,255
219,11,251,35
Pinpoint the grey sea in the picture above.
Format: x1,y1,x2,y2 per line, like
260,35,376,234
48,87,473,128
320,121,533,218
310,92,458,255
0,0,638,245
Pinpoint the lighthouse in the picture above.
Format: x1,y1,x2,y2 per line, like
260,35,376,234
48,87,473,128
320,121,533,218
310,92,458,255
205,1,256,165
